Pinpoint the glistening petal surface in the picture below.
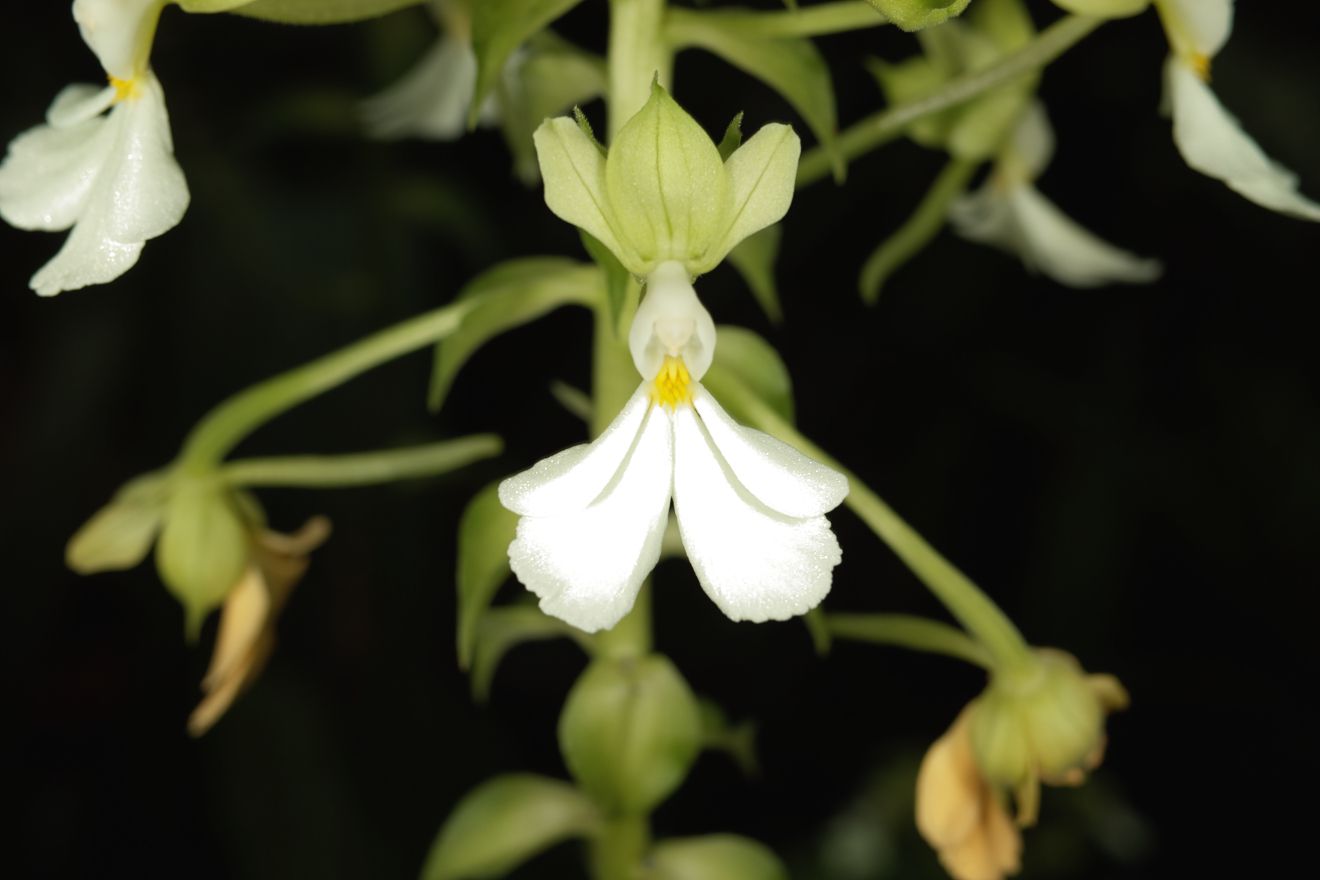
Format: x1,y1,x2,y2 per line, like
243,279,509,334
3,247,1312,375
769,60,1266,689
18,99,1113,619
499,388,651,517
1167,58,1320,221
508,403,673,632
692,387,847,518
672,405,839,623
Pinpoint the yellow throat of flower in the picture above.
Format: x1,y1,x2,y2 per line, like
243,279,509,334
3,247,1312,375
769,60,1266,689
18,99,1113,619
651,356,692,410
1189,53,1211,82
111,76,140,102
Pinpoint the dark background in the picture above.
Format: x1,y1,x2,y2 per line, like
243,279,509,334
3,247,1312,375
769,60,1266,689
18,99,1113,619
3,1,1317,877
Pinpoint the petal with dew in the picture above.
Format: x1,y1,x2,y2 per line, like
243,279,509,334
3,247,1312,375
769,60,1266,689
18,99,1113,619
1166,57,1320,221
672,404,839,623
500,388,652,517
508,403,673,632
692,387,846,518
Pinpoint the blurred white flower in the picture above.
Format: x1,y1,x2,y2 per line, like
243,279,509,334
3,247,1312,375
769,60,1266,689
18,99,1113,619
1156,0,1320,219
951,103,1162,288
0,0,187,296
359,0,498,140
499,263,848,632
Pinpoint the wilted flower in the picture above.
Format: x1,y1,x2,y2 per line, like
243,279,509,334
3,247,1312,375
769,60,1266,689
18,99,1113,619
189,516,331,736
950,102,1162,288
1154,0,1320,219
0,0,188,295
499,264,848,632
360,0,499,140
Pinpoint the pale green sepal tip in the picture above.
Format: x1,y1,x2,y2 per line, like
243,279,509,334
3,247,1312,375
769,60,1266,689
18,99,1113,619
65,472,171,575
866,0,972,32
1049,0,1150,18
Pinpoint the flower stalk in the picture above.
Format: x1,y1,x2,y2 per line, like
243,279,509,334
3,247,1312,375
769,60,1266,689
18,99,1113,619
826,613,993,668
796,14,1104,187
220,435,503,488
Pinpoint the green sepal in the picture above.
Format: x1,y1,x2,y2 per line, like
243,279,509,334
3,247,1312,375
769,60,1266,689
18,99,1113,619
865,0,972,32
1050,0,1149,17
705,326,796,425
470,603,592,702
645,836,789,880
558,655,703,815
66,471,171,575
427,258,600,413
716,113,744,161
725,225,783,323
498,35,607,182
421,774,601,880
470,0,587,128
182,0,424,23
154,481,250,640
455,482,520,669
667,12,842,180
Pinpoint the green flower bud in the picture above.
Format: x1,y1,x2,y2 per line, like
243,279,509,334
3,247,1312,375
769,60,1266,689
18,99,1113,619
558,654,703,815
155,480,251,638
534,82,800,278
866,0,972,32
969,650,1128,802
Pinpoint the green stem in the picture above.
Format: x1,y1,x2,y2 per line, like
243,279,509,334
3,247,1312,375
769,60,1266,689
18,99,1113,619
666,1,886,42
859,156,979,303
220,434,502,488
797,14,1103,187
608,0,674,137
702,370,1035,674
827,613,993,668
177,301,471,472
590,815,650,880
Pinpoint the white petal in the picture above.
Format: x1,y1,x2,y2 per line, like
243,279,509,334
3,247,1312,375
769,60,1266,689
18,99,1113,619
1007,101,1055,183
49,83,118,127
951,182,1162,288
508,403,673,632
692,385,847,518
1166,58,1320,221
499,387,651,517
672,405,840,623
1157,0,1233,59
24,73,189,296
629,262,717,381
0,90,117,231
360,36,477,141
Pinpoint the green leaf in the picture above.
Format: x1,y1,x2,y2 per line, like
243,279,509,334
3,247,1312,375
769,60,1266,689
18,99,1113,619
803,608,832,656
498,35,607,183
470,604,591,702
725,225,783,323
66,471,171,575
864,0,971,32
549,381,593,423
705,326,795,425
697,699,759,777
421,774,600,880
428,258,599,413
471,0,587,128
716,113,744,161
667,12,841,180
646,836,789,880
579,231,631,337
558,655,703,815
183,0,424,24
455,482,520,669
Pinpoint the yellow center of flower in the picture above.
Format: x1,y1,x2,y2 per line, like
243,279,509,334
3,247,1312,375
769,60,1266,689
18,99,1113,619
110,76,140,102
651,356,692,410
1189,53,1212,82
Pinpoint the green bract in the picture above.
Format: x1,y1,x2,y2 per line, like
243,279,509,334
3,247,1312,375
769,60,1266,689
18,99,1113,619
866,0,971,32
534,82,800,278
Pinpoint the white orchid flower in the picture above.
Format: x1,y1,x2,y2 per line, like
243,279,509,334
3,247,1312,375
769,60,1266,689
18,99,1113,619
0,0,188,296
499,264,848,633
1155,0,1320,219
360,0,499,140
950,103,1162,288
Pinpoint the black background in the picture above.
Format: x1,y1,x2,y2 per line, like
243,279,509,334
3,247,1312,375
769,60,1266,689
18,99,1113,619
3,1,1317,877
